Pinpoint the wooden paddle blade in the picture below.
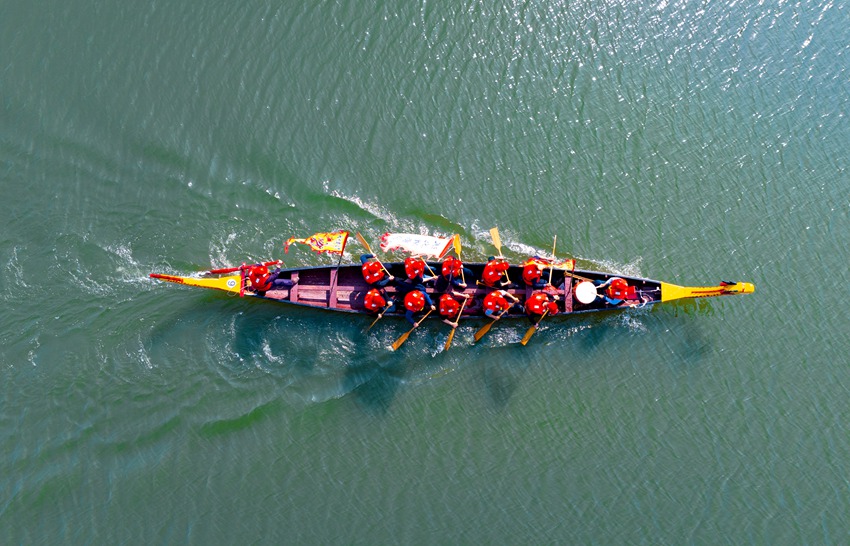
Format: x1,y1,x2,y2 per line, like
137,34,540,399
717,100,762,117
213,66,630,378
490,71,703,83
520,310,548,346
520,325,538,346
489,227,502,253
355,232,372,254
392,309,433,350
473,320,495,343
391,330,413,351
444,328,456,351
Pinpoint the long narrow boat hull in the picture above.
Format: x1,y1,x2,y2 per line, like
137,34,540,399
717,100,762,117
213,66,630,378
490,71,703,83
150,263,753,320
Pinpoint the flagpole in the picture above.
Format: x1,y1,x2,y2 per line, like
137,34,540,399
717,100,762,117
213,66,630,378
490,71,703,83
335,232,349,270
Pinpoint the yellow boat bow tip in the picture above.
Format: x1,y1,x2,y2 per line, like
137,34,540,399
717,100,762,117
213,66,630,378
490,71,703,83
660,281,755,303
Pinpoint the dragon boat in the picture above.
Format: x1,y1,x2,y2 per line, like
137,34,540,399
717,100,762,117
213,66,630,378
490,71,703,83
149,261,754,319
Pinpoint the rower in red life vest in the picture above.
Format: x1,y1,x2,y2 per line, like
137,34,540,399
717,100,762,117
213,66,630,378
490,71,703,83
405,256,438,283
246,265,295,295
436,255,471,291
403,288,435,325
525,291,560,318
363,288,395,316
360,254,394,287
438,292,472,328
404,256,426,281
521,259,549,289
482,289,519,318
481,257,511,288
596,277,638,305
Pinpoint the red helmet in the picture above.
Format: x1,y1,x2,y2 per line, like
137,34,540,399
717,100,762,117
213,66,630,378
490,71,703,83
361,260,384,283
442,256,461,277
526,292,548,315
404,290,426,312
438,293,460,316
606,278,629,299
404,257,425,279
522,262,542,284
364,288,386,311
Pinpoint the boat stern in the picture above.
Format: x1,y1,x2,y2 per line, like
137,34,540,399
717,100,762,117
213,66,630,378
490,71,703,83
660,281,755,303
150,272,243,294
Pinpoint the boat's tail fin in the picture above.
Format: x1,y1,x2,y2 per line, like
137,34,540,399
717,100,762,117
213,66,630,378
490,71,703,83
150,273,243,294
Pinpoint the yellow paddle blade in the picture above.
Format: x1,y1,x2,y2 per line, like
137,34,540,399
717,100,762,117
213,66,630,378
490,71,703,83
519,327,537,346
489,227,502,253
355,232,372,254
520,310,548,346
660,281,756,303
444,328,456,351
453,234,462,257
473,319,496,342
392,309,433,351
391,330,412,351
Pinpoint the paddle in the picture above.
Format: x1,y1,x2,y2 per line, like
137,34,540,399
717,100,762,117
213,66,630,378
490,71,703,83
452,234,465,285
366,302,393,332
548,236,557,285
489,227,512,284
473,308,508,343
355,232,392,276
391,309,434,351
208,260,281,275
520,309,549,346
443,297,468,351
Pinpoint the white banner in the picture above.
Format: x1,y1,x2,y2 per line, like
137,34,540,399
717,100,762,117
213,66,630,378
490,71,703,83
379,233,454,258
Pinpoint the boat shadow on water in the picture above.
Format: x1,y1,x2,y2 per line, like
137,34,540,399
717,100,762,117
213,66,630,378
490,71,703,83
342,357,404,416
145,292,724,413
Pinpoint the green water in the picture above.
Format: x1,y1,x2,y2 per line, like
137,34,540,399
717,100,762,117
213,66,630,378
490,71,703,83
2,0,849,543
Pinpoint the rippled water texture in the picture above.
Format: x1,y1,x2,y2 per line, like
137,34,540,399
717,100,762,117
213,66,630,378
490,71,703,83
2,0,849,543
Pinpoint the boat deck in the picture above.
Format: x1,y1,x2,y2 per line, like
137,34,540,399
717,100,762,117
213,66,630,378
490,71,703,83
259,262,660,319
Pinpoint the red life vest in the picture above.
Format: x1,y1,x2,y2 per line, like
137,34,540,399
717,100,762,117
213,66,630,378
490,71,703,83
438,293,460,317
606,278,636,300
248,266,272,292
361,260,384,284
404,257,426,279
364,289,386,312
522,262,543,285
526,291,549,315
483,290,509,314
404,290,426,312
482,259,509,286
441,256,462,278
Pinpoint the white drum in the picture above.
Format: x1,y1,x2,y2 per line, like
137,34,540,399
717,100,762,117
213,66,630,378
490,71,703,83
574,281,598,304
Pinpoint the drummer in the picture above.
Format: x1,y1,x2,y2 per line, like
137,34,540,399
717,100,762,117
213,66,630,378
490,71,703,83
595,277,637,305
